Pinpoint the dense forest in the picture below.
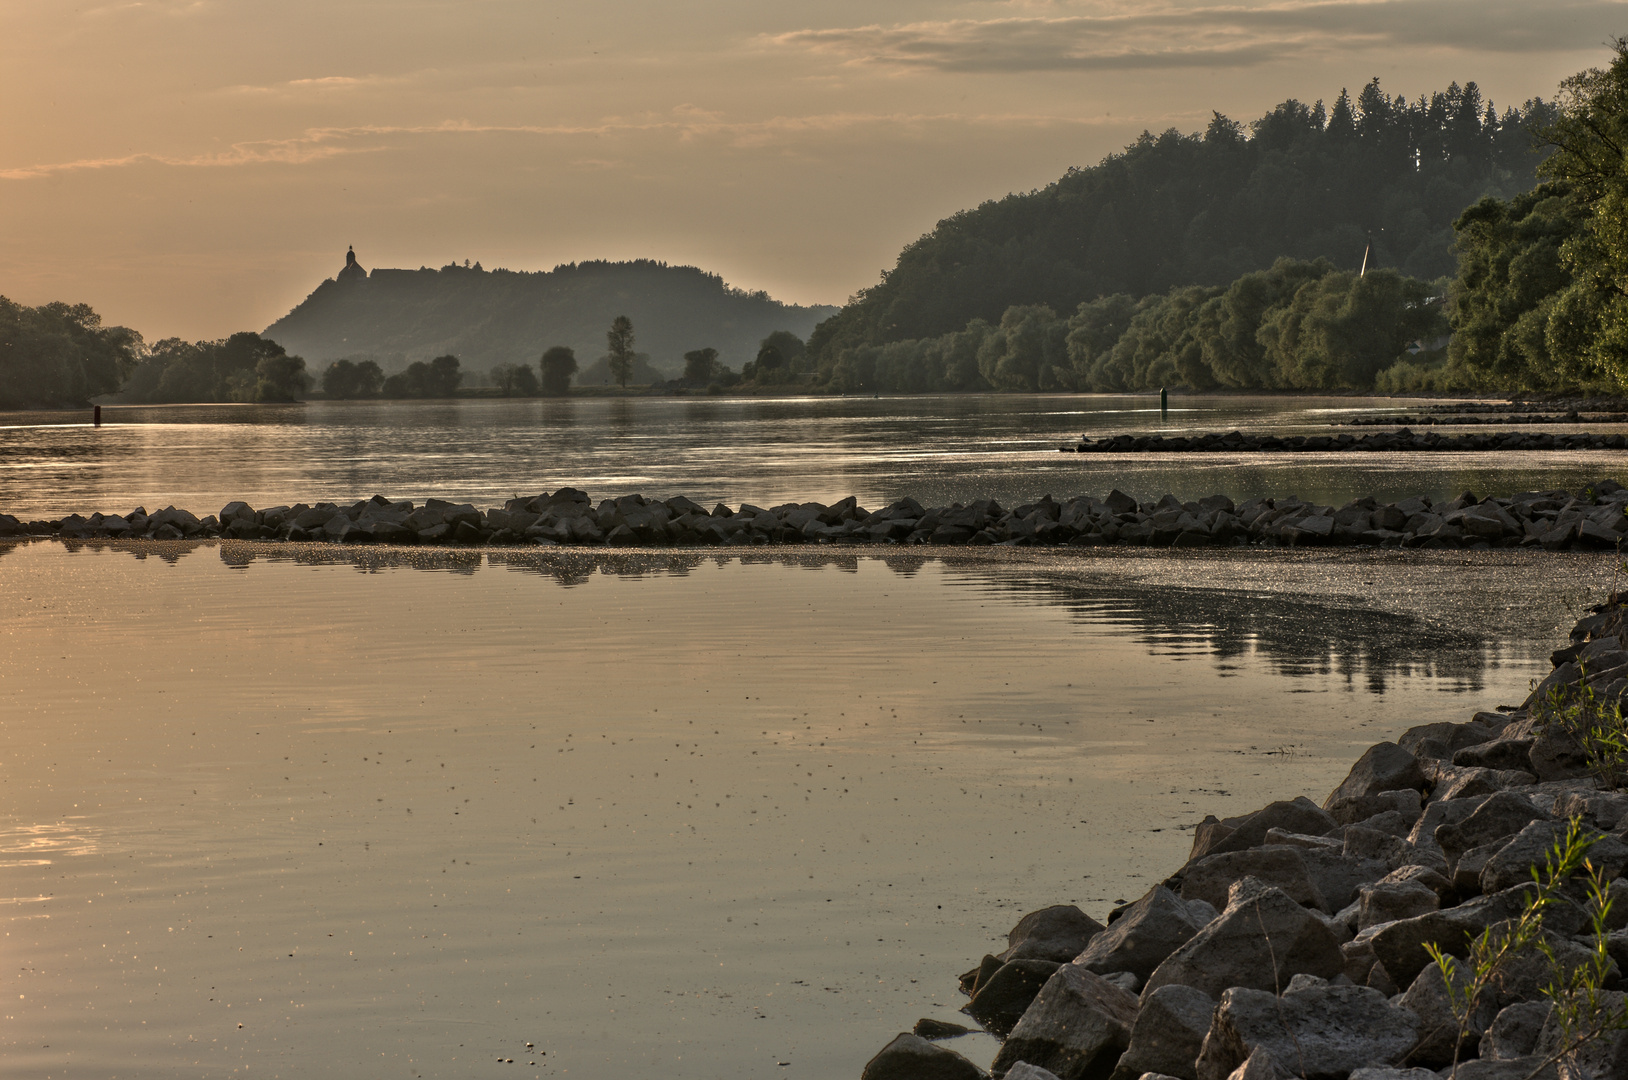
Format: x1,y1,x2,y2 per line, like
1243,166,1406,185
809,79,1551,365
119,332,310,403
818,259,1447,394
265,257,837,374
0,298,142,409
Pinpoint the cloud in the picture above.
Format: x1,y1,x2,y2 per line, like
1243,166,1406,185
763,0,1628,73
1,111,1116,180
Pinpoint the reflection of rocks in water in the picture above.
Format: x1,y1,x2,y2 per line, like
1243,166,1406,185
966,573,1492,695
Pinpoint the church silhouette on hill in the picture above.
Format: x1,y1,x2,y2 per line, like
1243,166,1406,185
337,245,366,282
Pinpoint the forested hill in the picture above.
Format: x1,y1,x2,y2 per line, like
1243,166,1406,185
809,80,1552,362
266,258,837,372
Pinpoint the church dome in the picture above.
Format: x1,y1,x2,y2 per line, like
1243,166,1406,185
338,245,367,282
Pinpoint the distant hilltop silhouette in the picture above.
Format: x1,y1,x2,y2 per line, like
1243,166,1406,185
265,255,836,374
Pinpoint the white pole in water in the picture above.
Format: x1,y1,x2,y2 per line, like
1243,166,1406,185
1360,240,1370,277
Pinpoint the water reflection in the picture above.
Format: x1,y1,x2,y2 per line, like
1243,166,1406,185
5,538,1577,697
8,395,1628,520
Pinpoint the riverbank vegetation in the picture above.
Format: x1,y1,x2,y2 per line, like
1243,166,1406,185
0,297,141,408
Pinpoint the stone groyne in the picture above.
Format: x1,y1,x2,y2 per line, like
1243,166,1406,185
7,482,1628,552
858,600,1628,1080
1067,430,1628,453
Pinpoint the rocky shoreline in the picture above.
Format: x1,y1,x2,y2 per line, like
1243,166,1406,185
860,601,1628,1080
8,482,1628,552
1067,431,1628,453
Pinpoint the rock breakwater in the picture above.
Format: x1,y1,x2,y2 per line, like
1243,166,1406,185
1068,430,1628,453
861,599,1628,1080
9,482,1628,551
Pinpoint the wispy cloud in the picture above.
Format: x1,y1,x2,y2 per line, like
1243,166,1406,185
763,0,1628,73
0,111,1117,180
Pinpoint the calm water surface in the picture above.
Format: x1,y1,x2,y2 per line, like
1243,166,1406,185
5,395,1628,518
0,540,1609,1079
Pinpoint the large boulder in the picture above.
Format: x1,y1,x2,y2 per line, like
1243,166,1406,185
1395,959,1492,1067
1479,819,1628,893
990,965,1140,1080
1078,887,1214,983
1369,884,1586,989
861,1033,986,1080
1528,725,1592,782
1193,982,1420,1080
1323,744,1426,808
1355,879,1439,931
1220,1045,1292,1080
1002,906,1108,964
965,960,1061,1035
1179,848,1327,913
1327,790,1422,827
1434,791,1549,863
1533,989,1628,1079
1296,848,1394,912
1478,1001,1551,1061
1106,984,1215,1080
1142,881,1343,1001
1190,799,1338,861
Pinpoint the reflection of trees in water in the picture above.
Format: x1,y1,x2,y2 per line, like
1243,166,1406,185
951,572,1495,695
4,540,1502,693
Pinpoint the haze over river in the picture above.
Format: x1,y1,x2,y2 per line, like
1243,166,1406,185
1,394,1623,1078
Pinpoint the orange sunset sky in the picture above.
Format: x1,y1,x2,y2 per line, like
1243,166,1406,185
2,0,1624,341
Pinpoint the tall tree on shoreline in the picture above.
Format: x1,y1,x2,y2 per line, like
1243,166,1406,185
606,316,635,389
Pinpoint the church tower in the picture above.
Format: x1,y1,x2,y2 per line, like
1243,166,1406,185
338,245,367,282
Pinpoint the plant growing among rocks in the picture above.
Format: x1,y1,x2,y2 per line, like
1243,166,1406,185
1535,666,1628,790
1424,817,1628,1080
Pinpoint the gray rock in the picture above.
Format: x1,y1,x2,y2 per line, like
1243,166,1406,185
1079,886,1215,982
1395,958,1491,1067
1480,819,1628,893
966,960,1061,1035
913,1018,972,1040
1345,1070,1437,1080
1533,989,1628,1079
1220,1046,1292,1080
1004,1065,1063,1080
991,965,1140,1080
1001,906,1108,964
1435,792,1549,861
1528,726,1592,782
1324,743,1427,808
1448,1059,1559,1079
1190,798,1338,860
1106,984,1215,1080
1407,794,1489,847
1552,789,1628,830
1479,1001,1551,1060
1263,828,1342,851
1369,885,1550,988
861,1033,986,1080
1180,848,1328,913
1452,734,1536,772
1427,764,1539,803
1376,864,1453,900
1398,720,1497,763
1356,879,1439,930
1297,847,1393,911
1328,790,1424,827
1143,881,1344,1001
1193,983,1419,1080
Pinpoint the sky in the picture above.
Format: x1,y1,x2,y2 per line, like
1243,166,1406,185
2,0,1626,341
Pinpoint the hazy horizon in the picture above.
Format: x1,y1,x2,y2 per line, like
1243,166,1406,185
4,0,1625,342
